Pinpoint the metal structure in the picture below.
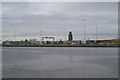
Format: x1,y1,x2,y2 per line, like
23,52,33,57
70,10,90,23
42,37,55,42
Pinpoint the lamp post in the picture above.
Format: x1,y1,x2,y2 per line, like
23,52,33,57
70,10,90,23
14,28,16,41
96,26,98,41
22,32,23,40
84,17,86,41
65,27,67,41
40,24,43,42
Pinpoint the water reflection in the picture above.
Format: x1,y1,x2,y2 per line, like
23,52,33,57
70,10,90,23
2,47,118,78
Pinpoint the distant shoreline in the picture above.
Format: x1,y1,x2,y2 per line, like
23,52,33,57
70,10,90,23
2,46,119,48
2,44,119,47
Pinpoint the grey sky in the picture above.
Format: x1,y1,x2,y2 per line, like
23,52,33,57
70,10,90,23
2,2,118,41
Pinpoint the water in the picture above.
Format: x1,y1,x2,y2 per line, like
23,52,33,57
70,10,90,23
2,47,118,78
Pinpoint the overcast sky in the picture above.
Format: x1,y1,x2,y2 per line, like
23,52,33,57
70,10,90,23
2,2,118,41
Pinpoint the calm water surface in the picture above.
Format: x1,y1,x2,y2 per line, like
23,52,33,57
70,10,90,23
2,47,118,78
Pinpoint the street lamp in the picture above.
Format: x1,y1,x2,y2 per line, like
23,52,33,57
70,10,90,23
96,26,98,41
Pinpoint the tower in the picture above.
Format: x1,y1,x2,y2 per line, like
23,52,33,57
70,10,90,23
68,32,73,41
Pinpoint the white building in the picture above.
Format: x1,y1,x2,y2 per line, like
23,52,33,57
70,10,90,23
29,39,40,44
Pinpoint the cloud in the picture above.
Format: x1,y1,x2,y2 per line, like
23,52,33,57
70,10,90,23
2,2,118,40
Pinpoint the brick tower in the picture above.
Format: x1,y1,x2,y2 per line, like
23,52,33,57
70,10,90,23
68,32,73,41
